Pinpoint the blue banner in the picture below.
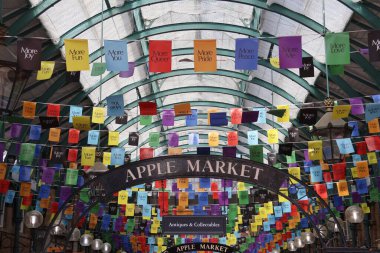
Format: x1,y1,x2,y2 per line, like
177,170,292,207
107,95,124,116
235,38,259,70
104,40,129,71
111,147,125,165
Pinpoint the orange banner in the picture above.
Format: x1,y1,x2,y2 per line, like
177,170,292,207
194,40,217,72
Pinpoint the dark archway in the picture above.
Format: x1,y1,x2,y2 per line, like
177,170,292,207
43,155,346,252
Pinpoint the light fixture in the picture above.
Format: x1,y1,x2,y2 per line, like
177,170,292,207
24,210,44,229
301,232,316,244
51,224,65,236
345,205,364,224
288,240,297,251
80,234,93,247
311,97,351,164
271,249,280,253
294,236,305,248
101,242,112,253
327,216,344,233
70,228,81,242
313,224,328,239
91,238,104,251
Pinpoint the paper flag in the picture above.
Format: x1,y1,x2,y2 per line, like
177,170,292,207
162,109,175,126
348,121,359,137
140,148,154,160
115,114,128,124
329,65,344,75
91,62,106,76
337,181,349,197
336,138,354,154
241,111,259,123
269,57,280,68
29,125,41,141
325,32,350,65
310,165,322,183
349,97,364,115
249,145,263,163
356,161,369,178
365,136,380,151
140,115,152,125
210,112,228,126
308,140,323,160
69,106,82,123
298,108,317,125
197,147,210,155
139,102,157,115
332,162,346,181
37,61,55,80
267,129,279,144
17,38,42,70
368,119,380,133
149,132,160,147
247,130,258,145
108,131,119,146
68,128,80,144
314,184,327,199
47,104,60,118
368,30,380,62
168,147,182,155
279,36,302,68
111,147,125,165
92,107,106,124
227,131,238,146
188,133,199,146
67,149,78,162
102,152,111,165
235,38,259,70
22,101,36,119
72,116,91,130
230,108,242,124
106,95,124,116
194,40,217,72
149,40,172,72
64,39,90,71
174,103,192,116
48,128,61,142
367,152,377,165
186,109,198,126
119,62,135,77
87,130,99,145
128,132,139,146
65,169,78,185
125,204,135,216
288,167,301,184
208,131,219,146
168,133,179,147
299,57,314,77
81,147,96,166
10,124,21,139
332,105,351,119
104,40,129,71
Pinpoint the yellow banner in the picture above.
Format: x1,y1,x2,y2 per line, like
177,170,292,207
92,107,106,124
208,131,219,146
288,167,301,184
177,178,188,189
73,116,91,130
64,39,90,71
267,129,279,144
277,105,289,122
337,180,349,197
118,190,128,205
178,192,188,207
332,105,351,119
103,152,111,165
37,61,55,80
125,203,135,216
194,40,217,72
168,147,183,155
308,140,323,160
108,131,120,146
81,147,96,166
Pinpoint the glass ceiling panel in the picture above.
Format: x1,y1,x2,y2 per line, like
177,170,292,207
28,0,354,155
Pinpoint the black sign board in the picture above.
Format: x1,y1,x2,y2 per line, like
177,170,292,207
162,216,226,235
163,243,234,253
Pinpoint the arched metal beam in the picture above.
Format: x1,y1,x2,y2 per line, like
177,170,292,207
338,0,380,29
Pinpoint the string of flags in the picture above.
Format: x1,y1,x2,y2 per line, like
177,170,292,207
15,30,380,81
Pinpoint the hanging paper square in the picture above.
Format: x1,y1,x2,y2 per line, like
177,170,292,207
87,130,99,145
91,62,106,76
325,32,350,65
332,105,351,119
278,36,302,68
128,132,139,146
267,129,278,144
106,95,124,116
208,131,219,147
186,109,198,126
29,125,41,141
349,98,364,115
247,130,258,145
22,101,36,119
210,112,228,126
73,116,91,130
140,148,154,160
37,61,55,80
81,147,96,166
108,131,119,146
140,115,152,125
64,39,90,71
139,102,157,115
249,145,263,163
104,40,129,71
368,118,380,134
168,133,179,147
188,133,199,146
119,62,135,78
48,128,61,142
68,128,80,144
230,108,242,124
336,138,354,154
111,147,125,165
92,107,106,124
162,109,175,126
227,131,238,146
17,38,42,70
69,106,82,123
65,169,78,185
67,149,78,162
149,40,172,72
235,38,259,70
149,132,160,147
168,147,182,155
194,40,217,72
368,30,380,62
310,165,322,183
308,140,323,160
299,57,314,77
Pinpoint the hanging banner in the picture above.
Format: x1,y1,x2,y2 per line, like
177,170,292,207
194,40,217,72
299,57,314,77
149,40,172,72
17,38,42,70
235,38,259,70
162,216,226,235
325,32,350,65
104,40,129,71
36,61,55,80
368,30,380,62
22,101,36,119
106,95,124,116
278,36,302,68
91,62,106,76
64,39,90,71
119,62,135,78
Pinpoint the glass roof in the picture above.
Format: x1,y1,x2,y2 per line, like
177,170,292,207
28,0,353,160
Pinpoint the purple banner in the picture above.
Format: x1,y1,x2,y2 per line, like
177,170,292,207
279,36,302,68
119,62,135,77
